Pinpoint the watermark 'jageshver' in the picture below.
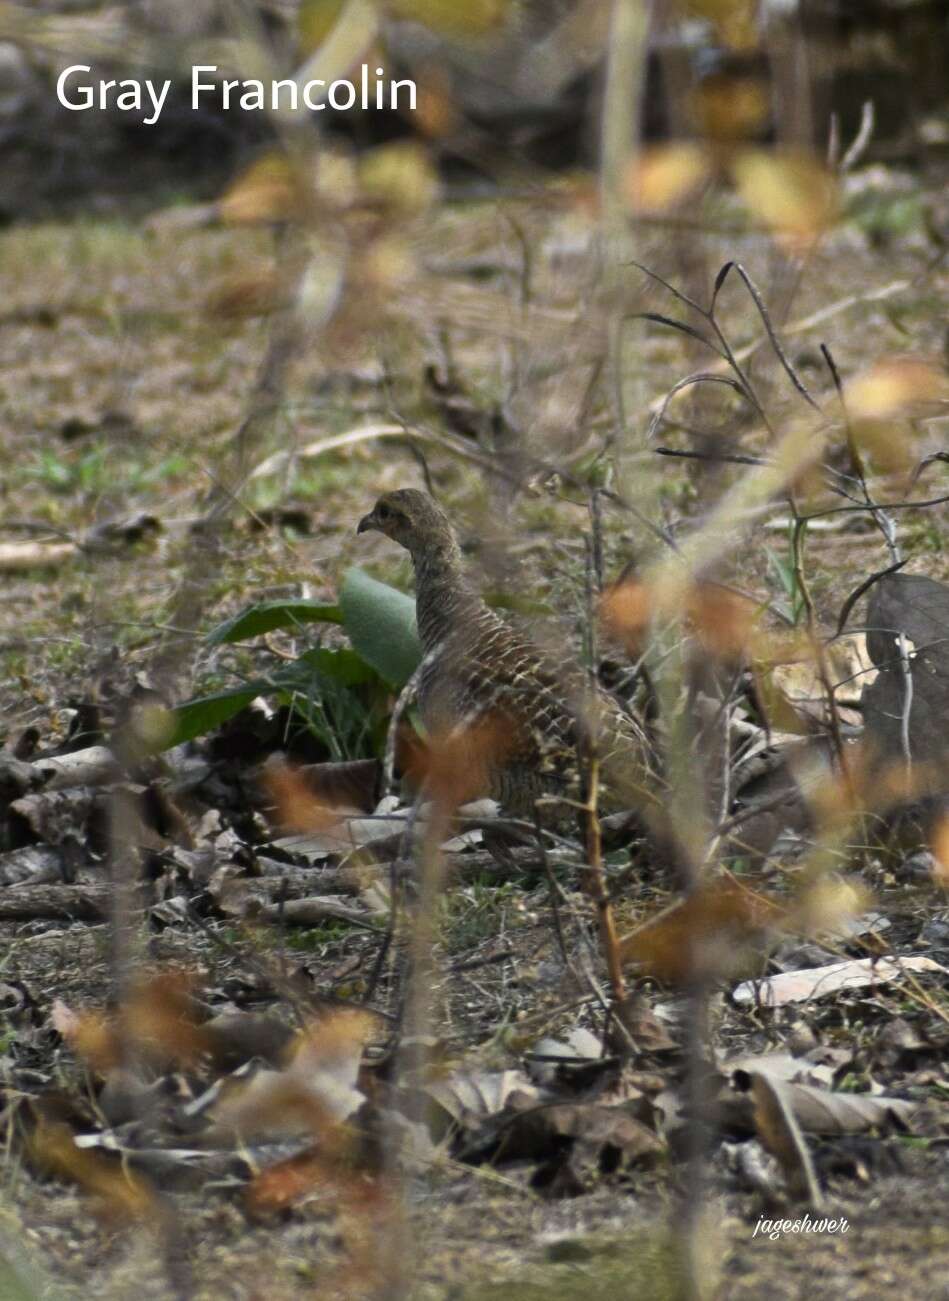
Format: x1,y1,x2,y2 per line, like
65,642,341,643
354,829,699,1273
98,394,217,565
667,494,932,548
56,64,417,127
752,1214,850,1241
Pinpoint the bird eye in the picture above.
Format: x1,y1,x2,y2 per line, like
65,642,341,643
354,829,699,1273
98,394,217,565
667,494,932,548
377,502,391,520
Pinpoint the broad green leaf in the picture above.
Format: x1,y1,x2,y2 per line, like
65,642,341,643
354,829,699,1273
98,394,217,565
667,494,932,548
207,599,343,646
285,647,378,688
339,567,421,688
163,685,265,747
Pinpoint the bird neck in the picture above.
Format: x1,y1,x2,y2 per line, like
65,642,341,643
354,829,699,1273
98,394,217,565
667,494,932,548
410,538,482,650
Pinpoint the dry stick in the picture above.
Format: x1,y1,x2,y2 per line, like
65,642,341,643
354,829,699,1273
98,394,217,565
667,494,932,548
643,277,911,420
580,536,627,1010
640,260,831,1301
790,513,854,793
673,263,853,799
383,798,455,1301
151,225,307,705
363,794,425,1007
534,809,577,979
580,740,627,1006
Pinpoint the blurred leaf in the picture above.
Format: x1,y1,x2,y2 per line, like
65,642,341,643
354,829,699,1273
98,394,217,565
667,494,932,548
339,567,421,688
298,0,347,51
626,143,711,212
846,357,949,422
359,141,440,213
263,759,351,834
686,0,758,49
931,815,949,888
207,599,343,646
263,757,381,832
403,713,515,810
731,149,838,250
413,68,458,137
620,880,783,985
750,664,812,736
693,75,768,141
788,876,870,939
387,0,508,37
205,268,280,322
219,154,309,225
30,1117,157,1220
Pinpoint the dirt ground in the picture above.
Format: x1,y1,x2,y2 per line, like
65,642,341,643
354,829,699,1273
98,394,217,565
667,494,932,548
1,164,948,1300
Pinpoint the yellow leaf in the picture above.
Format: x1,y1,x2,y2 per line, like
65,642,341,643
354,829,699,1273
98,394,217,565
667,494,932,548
358,141,440,212
219,154,309,225
386,0,508,37
692,75,769,141
298,0,347,52
626,143,711,212
844,358,948,472
846,357,949,422
731,149,837,249
686,0,758,49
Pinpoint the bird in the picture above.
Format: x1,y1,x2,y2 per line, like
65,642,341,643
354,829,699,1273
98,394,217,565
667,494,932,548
357,489,658,823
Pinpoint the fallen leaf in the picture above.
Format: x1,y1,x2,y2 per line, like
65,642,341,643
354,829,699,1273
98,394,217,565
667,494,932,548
732,956,947,1006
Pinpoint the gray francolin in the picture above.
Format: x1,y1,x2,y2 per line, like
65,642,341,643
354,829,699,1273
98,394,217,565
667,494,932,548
357,489,659,823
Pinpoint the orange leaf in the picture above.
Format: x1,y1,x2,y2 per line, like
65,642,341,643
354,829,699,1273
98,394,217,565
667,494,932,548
219,154,310,225
931,815,949,889
620,879,783,985
626,143,711,212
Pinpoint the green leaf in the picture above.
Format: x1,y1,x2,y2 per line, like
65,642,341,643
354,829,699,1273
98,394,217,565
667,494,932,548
207,599,343,646
339,567,421,688
163,684,265,747
285,647,378,689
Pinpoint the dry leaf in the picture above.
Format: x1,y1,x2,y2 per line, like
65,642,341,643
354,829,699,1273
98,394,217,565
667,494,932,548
764,1081,922,1136
787,875,870,938
386,0,508,37
298,0,347,51
693,75,769,141
620,880,783,985
732,955,947,1007
423,1068,536,1127
847,358,949,423
204,268,280,321
358,141,440,213
262,758,352,834
30,1116,157,1221
208,1008,375,1139
751,1072,823,1206
219,154,310,225
686,0,759,49
403,714,516,811
626,143,711,212
731,149,837,250
931,814,949,888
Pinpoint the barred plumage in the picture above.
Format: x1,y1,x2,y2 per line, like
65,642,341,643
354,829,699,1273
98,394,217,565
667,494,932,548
357,489,656,821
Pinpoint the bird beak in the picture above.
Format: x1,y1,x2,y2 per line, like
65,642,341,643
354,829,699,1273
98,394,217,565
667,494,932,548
356,511,376,535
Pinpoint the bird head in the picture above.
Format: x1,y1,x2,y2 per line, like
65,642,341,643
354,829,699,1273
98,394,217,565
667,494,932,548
357,489,456,558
